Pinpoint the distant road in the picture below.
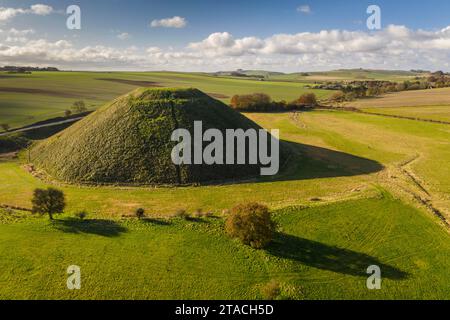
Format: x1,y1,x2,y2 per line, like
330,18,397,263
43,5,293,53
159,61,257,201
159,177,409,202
0,116,84,137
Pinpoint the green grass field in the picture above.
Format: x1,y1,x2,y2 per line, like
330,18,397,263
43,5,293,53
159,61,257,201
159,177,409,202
0,71,331,129
1,105,450,299
1,194,449,300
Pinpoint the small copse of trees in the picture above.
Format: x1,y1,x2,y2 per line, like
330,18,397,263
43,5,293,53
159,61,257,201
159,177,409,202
31,187,66,220
230,93,319,112
225,202,275,249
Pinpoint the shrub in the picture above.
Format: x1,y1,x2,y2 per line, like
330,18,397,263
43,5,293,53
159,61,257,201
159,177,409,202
72,100,87,114
261,280,281,300
292,93,317,107
64,110,72,118
329,91,345,103
31,188,66,220
225,202,275,249
75,211,87,220
135,208,145,220
230,93,272,111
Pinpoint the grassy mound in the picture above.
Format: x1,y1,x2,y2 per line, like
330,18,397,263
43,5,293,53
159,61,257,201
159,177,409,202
31,88,285,185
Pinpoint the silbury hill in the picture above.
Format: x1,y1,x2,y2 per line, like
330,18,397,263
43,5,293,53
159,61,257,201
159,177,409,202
31,88,287,185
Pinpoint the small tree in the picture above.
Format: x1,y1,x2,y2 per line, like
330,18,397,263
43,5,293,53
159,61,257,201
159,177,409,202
293,93,318,107
1,123,10,132
64,110,72,118
225,202,275,249
72,101,87,114
75,211,87,220
31,188,66,220
135,208,145,220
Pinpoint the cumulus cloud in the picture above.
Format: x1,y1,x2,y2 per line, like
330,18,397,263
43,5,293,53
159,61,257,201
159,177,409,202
0,4,53,22
2,25,450,71
150,16,187,28
297,5,311,14
30,4,53,15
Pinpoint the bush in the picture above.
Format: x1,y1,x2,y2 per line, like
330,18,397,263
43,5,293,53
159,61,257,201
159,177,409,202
261,280,281,300
292,93,317,107
225,202,275,249
72,100,87,114
31,188,66,220
230,93,273,111
329,91,345,103
75,211,87,220
135,208,145,220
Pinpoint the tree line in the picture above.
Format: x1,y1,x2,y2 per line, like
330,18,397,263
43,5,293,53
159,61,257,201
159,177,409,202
230,93,318,112
327,71,450,103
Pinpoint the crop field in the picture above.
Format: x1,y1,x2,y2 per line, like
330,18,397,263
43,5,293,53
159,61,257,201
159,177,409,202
1,96,450,299
269,69,422,82
344,87,450,122
0,71,331,129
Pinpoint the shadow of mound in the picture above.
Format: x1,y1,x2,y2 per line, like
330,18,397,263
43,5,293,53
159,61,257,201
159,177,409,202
267,141,384,182
266,233,408,280
52,218,127,237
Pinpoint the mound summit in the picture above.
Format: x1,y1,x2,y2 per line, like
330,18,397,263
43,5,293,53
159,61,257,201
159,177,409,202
32,88,287,185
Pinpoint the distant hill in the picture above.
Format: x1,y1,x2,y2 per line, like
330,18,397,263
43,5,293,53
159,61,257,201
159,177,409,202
31,88,287,185
0,66,59,73
211,68,427,82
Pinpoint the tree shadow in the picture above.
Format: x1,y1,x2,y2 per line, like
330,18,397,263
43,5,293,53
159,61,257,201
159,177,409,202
266,233,408,280
185,216,209,223
52,218,127,237
141,217,172,226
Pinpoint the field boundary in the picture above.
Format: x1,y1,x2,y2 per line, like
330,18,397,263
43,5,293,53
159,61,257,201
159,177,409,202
318,105,450,125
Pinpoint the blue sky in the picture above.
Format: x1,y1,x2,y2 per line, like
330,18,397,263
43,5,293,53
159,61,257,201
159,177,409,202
1,0,450,71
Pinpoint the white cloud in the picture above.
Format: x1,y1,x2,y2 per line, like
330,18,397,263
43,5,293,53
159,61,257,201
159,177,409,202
117,32,131,40
297,5,311,14
0,7,26,22
150,16,187,28
0,4,53,22
2,25,450,72
8,28,35,36
30,4,53,15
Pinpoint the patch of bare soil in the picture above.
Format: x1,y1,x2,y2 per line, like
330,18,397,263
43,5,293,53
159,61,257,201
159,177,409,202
96,78,162,87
